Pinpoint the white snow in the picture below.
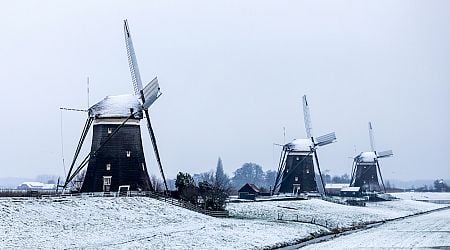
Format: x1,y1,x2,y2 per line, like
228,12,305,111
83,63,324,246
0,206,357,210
358,151,376,162
228,198,445,228
286,139,313,152
1,194,447,249
89,94,142,119
17,182,56,190
325,183,349,189
391,192,450,201
0,197,322,249
301,208,450,249
340,187,360,192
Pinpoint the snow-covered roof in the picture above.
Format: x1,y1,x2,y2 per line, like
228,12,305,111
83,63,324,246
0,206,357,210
284,139,313,152
341,187,361,192
89,94,143,119
17,182,56,190
325,183,350,189
358,151,377,163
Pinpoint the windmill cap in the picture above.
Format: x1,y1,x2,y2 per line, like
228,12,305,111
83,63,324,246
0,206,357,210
285,139,313,152
358,151,377,162
89,94,143,119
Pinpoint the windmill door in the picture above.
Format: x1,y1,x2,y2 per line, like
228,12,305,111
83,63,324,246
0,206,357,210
103,176,112,192
293,184,301,195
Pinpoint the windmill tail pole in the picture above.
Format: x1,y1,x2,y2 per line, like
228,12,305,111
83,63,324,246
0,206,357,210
349,159,357,186
376,160,386,193
63,117,93,189
313,149,326,196
272,149,288,194
144,109,169,193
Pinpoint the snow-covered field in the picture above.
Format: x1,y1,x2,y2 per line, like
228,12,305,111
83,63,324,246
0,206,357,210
391,192,450,202
0,194,447,249
0,197,322,249
301,207,450,249
228,198,444,228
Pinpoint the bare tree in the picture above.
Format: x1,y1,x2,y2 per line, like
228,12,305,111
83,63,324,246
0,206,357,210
150,174,164,193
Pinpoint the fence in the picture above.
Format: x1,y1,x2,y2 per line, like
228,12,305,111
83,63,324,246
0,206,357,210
276,212,342,229
322,196,366,207
0,189,57,197
145,191,230,218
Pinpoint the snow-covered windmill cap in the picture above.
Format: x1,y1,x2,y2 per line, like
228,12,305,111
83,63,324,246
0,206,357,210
89,94,143,119
357,151,377,163
285,139,313,152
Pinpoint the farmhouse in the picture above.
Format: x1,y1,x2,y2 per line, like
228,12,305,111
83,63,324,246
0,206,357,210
325,183,349,195
340,186,362,197
238,183,260,200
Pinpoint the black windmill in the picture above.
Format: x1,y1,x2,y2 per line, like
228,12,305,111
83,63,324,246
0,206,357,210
272,95,336,195
349,122,393,193
62,20,168,193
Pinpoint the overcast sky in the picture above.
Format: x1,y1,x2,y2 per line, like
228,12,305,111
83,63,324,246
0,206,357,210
0,1,449,181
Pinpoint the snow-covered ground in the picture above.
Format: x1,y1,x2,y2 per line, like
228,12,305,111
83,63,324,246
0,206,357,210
301,207,450,249
0,197,322,249
228,198,444,228
391,192,450,202
0,194,447,249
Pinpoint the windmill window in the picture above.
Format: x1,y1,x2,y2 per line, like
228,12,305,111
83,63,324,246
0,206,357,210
126,151,131,157
295,177,298,182
106,163,111,171
107,128,113,134
306,169,310,174
296,157,300,161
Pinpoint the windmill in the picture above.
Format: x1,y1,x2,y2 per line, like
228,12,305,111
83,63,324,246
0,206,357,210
62,20,168,193
349,122,393,193
272,95,336,195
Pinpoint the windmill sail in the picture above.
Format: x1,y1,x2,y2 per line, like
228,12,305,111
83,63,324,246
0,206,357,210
315,132,336,147
124,19,143,95
369,122,375,152
302,95,313,139
377,150,393,158
124,20,168,192
141,77,160,109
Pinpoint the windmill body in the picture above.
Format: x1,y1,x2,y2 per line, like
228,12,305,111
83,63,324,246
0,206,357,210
278,139,317,193
80,95,152,192
350,151,381,192
349,122,393,193
63,20,168,193
273,96,336,195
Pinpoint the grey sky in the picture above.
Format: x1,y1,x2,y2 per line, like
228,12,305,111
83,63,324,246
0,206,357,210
0,1,449,181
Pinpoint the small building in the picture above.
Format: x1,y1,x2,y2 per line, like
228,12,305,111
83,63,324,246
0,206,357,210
238,183,260,200
17,182,56,190
340,186,362,197
325,183,350,196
